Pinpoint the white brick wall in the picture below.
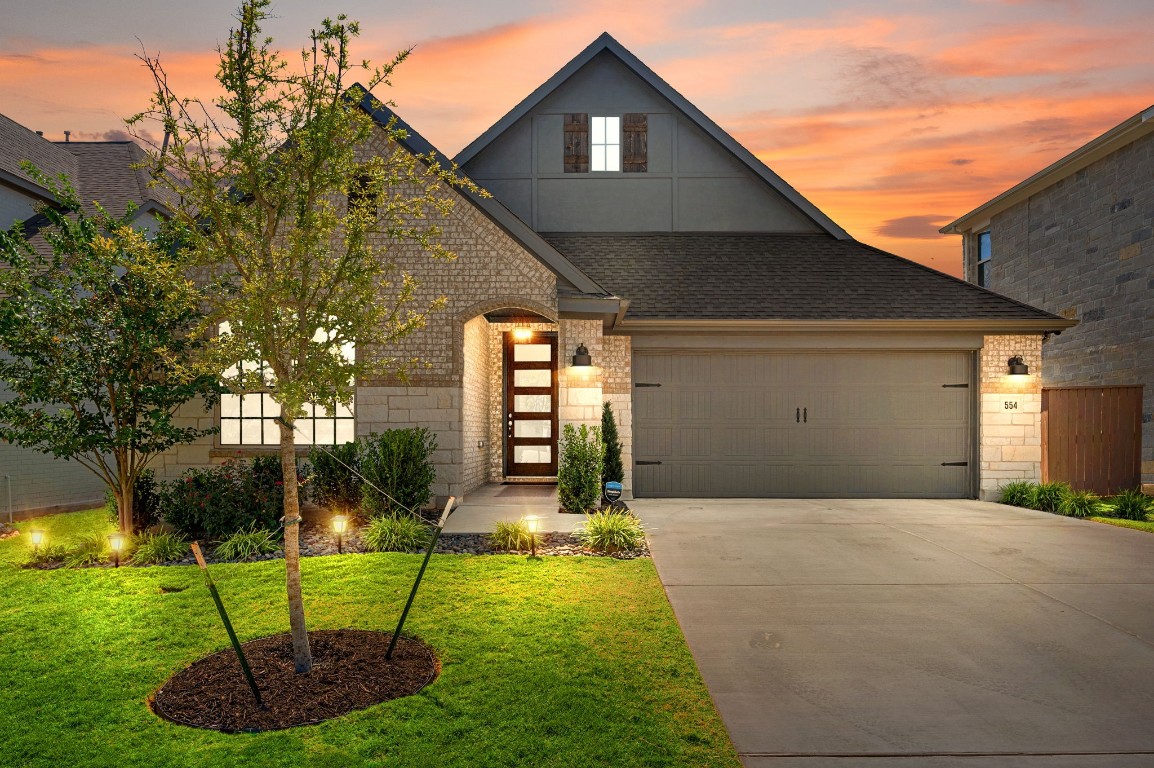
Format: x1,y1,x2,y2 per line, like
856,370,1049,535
978,334,1044,500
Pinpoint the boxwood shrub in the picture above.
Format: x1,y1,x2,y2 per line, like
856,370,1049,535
160,457,286,539
359,428,437,517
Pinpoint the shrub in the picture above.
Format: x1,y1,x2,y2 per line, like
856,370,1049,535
576,510,645,553
160,457,286,539
359,428,438,517
489,519,534,552
131,532,189,564
25,543,70,567
214,525,280,561
1057,489,1102,518
558,423,604,514
64,533,111,568
361,514,430,553
1108,488,1153,521
1029,481,1070,513
999,481,1036,508
308,441,362,514
601,402,624,486
104,470,164,533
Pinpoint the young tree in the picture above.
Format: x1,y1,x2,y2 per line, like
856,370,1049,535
0,171,218,534
601,401,624,487
131,0,477,672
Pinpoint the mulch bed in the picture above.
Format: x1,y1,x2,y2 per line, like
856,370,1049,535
151,629,438,732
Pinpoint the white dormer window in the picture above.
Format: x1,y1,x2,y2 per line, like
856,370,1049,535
590,116,620,172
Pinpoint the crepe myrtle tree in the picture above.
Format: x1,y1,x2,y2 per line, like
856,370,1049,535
129,0,482,672
0,169,218,534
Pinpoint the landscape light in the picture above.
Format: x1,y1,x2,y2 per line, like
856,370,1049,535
331,514,349,554
525,515,540,557
107,532,126,568
29,529,44,557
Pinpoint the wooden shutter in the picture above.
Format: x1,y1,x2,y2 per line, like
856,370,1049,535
564,113,589,173
623,113,648,173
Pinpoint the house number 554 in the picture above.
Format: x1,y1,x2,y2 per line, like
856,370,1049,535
1004,401,1019,410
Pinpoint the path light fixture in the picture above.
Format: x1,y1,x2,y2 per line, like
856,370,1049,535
107,532,126,568
29,529,44,558
525,515,540,557
1007,356,1030,377
331,514,349,554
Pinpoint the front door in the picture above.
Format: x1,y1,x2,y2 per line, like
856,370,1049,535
504,332,559,477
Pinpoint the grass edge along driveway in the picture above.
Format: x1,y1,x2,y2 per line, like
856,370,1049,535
0,509,739,768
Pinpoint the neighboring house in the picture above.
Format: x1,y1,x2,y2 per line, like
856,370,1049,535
0,112,167,516
942,104,1153,493
117,35,1080,503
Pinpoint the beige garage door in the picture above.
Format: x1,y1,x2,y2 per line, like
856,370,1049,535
633,351,974,498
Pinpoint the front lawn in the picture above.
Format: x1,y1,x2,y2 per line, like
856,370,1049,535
1091,517,1154,534
0,510,738,767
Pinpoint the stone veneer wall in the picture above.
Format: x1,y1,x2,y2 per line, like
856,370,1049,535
964,130,1153,487
979,334,1044,500
461,316,491,494
601,335,633,497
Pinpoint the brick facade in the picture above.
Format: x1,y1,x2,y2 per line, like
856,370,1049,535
964,131,1153,487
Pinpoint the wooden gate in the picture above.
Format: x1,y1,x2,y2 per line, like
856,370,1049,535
1042,386,1143,494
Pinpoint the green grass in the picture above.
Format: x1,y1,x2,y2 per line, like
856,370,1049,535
0,509,738,767
1091,516,1154,534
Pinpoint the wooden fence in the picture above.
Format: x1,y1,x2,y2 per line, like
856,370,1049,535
1042,386,1143,495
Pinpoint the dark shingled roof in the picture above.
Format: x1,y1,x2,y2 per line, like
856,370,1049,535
542,232,1066,323
57,141,166,218
0,113,77,198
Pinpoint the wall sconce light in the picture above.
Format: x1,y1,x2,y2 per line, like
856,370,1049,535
1007,356,1030,377
524,515,540,557
29,529,44,558
331,514,349,554
512,322,533,341
107,532,126,568
572,343,592,368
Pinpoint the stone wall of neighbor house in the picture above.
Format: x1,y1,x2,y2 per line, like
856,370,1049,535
978,334,1044,500
967,130,1153,487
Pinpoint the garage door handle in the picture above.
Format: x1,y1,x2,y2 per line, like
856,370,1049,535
941,461,969,466
803,407,807,423
636,460,662,466
796,408,800,423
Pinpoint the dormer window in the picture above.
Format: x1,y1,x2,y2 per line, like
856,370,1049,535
591,116,621,172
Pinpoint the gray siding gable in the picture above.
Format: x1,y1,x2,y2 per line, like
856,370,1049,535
456,33,847,237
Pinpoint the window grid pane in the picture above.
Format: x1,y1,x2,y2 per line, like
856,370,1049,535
590,115,620,173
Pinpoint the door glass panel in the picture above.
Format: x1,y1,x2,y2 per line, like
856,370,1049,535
514,446,551,464
513,343,552,362
514,369,551,388
514,394,551,412
514,420,552,438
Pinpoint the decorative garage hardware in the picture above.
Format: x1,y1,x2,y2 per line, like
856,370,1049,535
572,343,592,367
1007,356,1030,376
942,383,969,388
636,461,662,465
941,462,969,466
634,382,661,387
795,407,808,423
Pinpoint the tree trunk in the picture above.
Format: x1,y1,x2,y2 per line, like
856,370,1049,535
280,418,312,673
117,457,133,534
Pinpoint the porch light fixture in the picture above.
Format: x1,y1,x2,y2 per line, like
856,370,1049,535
524,515,540,557
107,532,126,568
1007,356,1030,377
331,514,349,554
29,529,44,557
572,343,592,368
512,323,533,341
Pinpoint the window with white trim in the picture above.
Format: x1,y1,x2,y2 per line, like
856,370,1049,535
590,116,621,172
218,322,356,446
977,231,992,287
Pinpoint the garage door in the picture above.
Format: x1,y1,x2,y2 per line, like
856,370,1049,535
633,351,974,498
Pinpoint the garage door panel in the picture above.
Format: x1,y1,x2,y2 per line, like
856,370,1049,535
634,351,973,498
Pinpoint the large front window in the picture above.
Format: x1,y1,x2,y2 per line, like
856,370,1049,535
218,322,355,446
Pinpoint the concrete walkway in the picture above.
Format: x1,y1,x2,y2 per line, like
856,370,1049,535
443,483,585,534
634,498,1154,767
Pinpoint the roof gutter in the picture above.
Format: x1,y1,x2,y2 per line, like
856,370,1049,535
941,104,1154,235
616,318,1078,334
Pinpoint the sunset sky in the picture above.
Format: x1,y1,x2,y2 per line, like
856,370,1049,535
2,0,1151,275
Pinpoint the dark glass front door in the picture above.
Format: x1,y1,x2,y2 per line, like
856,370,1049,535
504,333,558,477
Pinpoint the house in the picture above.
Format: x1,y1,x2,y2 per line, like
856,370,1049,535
0,112,168,516
153,33,1073,502
942,105,1153,494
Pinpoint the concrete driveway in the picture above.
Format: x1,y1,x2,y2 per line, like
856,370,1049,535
632,499,1154,767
